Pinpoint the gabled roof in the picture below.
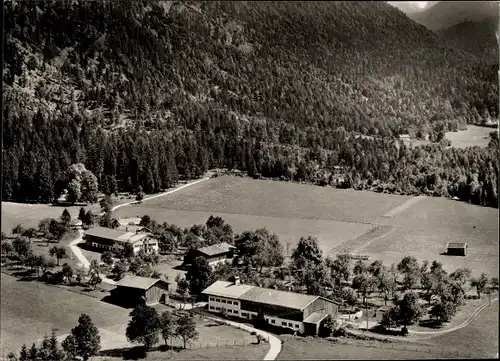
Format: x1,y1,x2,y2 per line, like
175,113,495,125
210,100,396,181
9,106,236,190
115,275,168,290
303,311,329,324
447,242,467,248
84,226,126,240
196,242,236,257
202,280,338,311
238,285,319,311
201,280,254,298
84,226,155,245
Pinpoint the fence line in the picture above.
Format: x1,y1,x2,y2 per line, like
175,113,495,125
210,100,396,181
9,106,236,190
346,339,470,357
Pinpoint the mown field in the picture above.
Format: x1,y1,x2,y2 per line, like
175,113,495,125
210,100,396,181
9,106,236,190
115,176,499,276
1,202,101,236
0,273,259,357
413,125,494,148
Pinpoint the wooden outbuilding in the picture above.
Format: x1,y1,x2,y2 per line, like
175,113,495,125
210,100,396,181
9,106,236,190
446,242,468,256
110,275,169,307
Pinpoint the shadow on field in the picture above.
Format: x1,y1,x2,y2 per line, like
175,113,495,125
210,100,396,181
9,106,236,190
100,344,185,360
418,319,445,329
101,294,135,310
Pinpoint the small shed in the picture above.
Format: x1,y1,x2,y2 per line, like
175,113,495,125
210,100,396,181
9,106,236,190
110,275,169,307
446,242,468,256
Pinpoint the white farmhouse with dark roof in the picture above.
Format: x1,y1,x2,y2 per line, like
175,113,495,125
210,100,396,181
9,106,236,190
202,277,339,336
83,226,158,255
183,242,236,267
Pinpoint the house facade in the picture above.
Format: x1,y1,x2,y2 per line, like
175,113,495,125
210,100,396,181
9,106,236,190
184,242,236,267
83,226,159,255
202,278,338,335
110,275,169,307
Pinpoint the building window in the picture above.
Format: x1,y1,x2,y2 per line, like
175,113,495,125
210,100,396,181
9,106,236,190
234,301,239,306
227,300,232,305
209,306,214,310
271,320,275,324
288,323,293,327
282,321,287,326
209,297,214,302
216,307,221,311
216,298,220,303
241,312,248,318
295,324,299,329
221,300,226,304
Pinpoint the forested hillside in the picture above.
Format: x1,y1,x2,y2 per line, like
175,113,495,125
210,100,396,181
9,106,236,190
3,0,498,207
437,17,499,62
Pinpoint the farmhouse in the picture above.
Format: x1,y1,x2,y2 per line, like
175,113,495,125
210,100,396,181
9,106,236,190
183,242,236,267
110,275,169,307
83,226,159,255
202,277,339,336
446,242,468,256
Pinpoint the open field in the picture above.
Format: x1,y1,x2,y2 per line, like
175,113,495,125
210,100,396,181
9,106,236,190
413,125,494,148
364,196,499,277
423,299,499,358
116,176,410,224
1,202,101,236
276,336,466,359
0,273,259,356
0,273,130,355
116,176,498,276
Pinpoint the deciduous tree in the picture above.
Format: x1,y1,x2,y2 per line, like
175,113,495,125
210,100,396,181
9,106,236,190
176,313,199,349
126,304,162,351
62,314,101,361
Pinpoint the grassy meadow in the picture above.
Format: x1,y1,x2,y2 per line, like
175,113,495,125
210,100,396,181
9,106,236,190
115,176,498,276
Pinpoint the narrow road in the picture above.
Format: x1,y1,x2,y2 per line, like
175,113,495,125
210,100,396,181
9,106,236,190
201,315,282,361
68,176,211,285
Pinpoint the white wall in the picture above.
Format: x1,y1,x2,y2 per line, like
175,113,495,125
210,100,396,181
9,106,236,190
207,295,303,333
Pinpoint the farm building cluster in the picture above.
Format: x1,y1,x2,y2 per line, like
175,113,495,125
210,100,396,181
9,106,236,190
83,226,159,254
202,277,339,336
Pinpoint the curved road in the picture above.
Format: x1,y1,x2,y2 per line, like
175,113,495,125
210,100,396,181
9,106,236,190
69,176,211,284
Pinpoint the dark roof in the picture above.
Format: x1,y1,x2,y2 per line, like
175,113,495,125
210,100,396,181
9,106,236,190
196,242,235,257
447,242,467,249
114,275,168,290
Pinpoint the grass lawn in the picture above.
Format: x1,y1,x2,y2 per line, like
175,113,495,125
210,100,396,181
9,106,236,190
93,343,268,360
424,300,499,358
277,336,469,359
1,202,101,236
445,125,494,148
116,176,410,224
0,273,131,356
363,196,499,277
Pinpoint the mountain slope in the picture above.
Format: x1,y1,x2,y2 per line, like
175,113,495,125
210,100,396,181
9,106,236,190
437,16,499,62
409,1,498,31
2,0,498,208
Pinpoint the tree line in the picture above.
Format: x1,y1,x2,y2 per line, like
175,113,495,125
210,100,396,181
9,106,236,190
3,1,498,208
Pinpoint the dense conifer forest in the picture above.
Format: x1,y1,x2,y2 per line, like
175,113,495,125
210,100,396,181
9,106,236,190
2,0,498,207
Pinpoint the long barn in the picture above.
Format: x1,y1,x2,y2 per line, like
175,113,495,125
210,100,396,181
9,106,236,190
202,277,339,336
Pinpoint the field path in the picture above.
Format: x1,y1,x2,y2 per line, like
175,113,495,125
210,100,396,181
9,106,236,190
329,225,393,256
68,176,212,284
382,195,426,218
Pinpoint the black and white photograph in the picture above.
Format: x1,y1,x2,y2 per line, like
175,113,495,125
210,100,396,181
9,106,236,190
1,0,499,360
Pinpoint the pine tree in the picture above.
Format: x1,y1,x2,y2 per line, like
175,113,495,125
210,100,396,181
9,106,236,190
19,344,28,361
28,343,37,361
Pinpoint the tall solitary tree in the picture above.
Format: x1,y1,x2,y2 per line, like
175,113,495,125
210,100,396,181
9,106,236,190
49,246,68,266
126,304,162,351
61,314,101,361
160,311,176,347
60,209,71,226
175,313,199,349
